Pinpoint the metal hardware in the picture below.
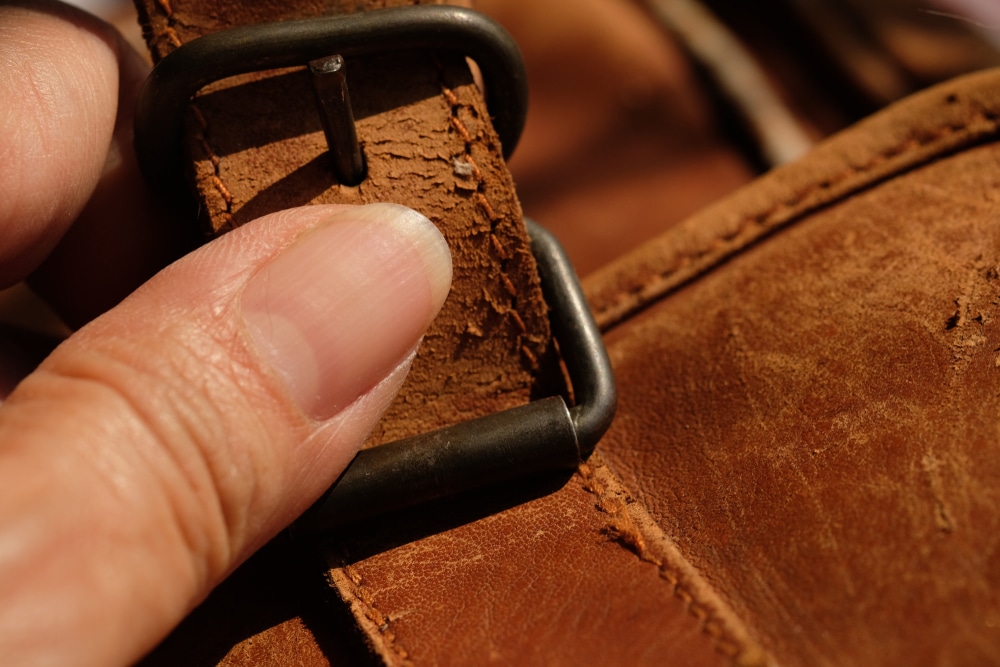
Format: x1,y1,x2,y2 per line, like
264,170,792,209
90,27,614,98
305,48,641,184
130,5,616,535
134,5,528,205
291,220,617,535
309,55,365,185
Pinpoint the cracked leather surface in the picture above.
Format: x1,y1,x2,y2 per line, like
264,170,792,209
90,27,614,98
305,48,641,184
134,0,1000,664
133,0,555,447
588,68,1000,666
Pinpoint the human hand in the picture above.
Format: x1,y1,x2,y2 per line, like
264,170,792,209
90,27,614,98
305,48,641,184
0,2,452,665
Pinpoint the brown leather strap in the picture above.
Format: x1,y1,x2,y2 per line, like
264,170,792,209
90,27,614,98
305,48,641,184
133,0,553,442
132,0,559,662
134,2,764,666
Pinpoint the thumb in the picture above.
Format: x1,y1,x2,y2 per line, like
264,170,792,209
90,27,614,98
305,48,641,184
0,203,451,667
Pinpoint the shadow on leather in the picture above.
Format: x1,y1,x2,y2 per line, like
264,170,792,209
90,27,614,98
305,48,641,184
316,469,576,565
191,51,472,157
139,470,574,666
138,537,379,667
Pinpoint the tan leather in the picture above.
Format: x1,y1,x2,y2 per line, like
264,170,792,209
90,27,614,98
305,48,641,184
476,0,1000,277
585,68,1000,665
133,0,1000,665
317,66,1000,667
132,0,555,442
476,0,757,276
133,0,557,663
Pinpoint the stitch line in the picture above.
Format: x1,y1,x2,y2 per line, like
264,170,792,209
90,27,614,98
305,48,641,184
578,462,763,666
342,565,413,666
150,0,183,50
439,77,540,369
595,110,1000,325
149,1,228,225
191,106,236,230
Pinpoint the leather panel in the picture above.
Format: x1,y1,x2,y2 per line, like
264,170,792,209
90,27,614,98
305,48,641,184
588,68,1000,666
133,2,747,665
324,463,763,666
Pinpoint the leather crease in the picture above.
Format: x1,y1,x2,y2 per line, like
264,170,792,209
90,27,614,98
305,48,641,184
133,0,1000,664
586,71,1000,329
578,458,771,667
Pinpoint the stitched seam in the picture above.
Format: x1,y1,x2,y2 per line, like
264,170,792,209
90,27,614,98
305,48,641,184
578,462,756,665
594,110,1000,323
190,106,236,230
341,565,413,666
151,0,183,47
439,81,540,368
150,2,233,228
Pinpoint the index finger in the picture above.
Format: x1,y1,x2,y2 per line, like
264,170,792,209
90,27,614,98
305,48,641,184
0,1,122,286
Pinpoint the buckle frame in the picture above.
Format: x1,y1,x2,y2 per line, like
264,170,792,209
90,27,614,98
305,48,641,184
132,6,616,534
292,220,616,534
134,5,527,207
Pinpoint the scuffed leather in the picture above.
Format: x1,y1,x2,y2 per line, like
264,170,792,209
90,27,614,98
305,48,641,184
133,0,558,663
326,69,1000,667
587,68,1000,666
132,0,555,446
133,0,1000,664
323,461,764,666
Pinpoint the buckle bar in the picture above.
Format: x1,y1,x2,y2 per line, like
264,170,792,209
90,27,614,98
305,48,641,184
291,220,617,535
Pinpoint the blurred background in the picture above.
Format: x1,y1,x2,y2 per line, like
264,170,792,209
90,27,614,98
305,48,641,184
4,0,1000,337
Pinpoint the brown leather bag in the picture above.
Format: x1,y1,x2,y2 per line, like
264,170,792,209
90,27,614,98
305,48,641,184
134,0,1000,665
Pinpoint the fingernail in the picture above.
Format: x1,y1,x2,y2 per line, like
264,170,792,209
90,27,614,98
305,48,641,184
241,204,452,419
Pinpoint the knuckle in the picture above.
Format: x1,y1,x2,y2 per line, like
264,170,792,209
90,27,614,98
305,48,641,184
36,329,269,586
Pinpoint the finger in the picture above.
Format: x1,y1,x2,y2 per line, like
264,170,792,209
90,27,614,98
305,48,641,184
0,1,124,285
0,1,189,327
0,203,452,666
28,13,191,328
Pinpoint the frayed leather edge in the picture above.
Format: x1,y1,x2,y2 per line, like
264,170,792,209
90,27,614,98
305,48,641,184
586,69,1000,331
189,105,237,232
436,74,545,370
146,0,237,232
578,457,776,667
329,567,414,667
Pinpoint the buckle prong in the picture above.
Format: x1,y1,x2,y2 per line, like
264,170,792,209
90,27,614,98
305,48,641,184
308,54,366,186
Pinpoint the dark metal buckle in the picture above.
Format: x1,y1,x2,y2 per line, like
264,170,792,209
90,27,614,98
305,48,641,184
293,219,616,534
135,5,528,204
132,6,616,534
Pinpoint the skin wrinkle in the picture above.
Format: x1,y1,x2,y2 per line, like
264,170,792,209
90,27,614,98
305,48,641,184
0,373,203,655
0,2,463,663
0,203,443,665
39,351,233,595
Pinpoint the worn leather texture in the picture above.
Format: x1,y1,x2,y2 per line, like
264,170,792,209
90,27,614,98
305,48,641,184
306,68,1000,667
482,0,1000,276
133,0,554,448
133,0,1000,665
475,0,758,276
585,68,1000,665
133,0,559,663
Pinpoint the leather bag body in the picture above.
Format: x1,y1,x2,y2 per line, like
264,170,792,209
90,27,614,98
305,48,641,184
323,67,1000,667
134,1,1000,665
